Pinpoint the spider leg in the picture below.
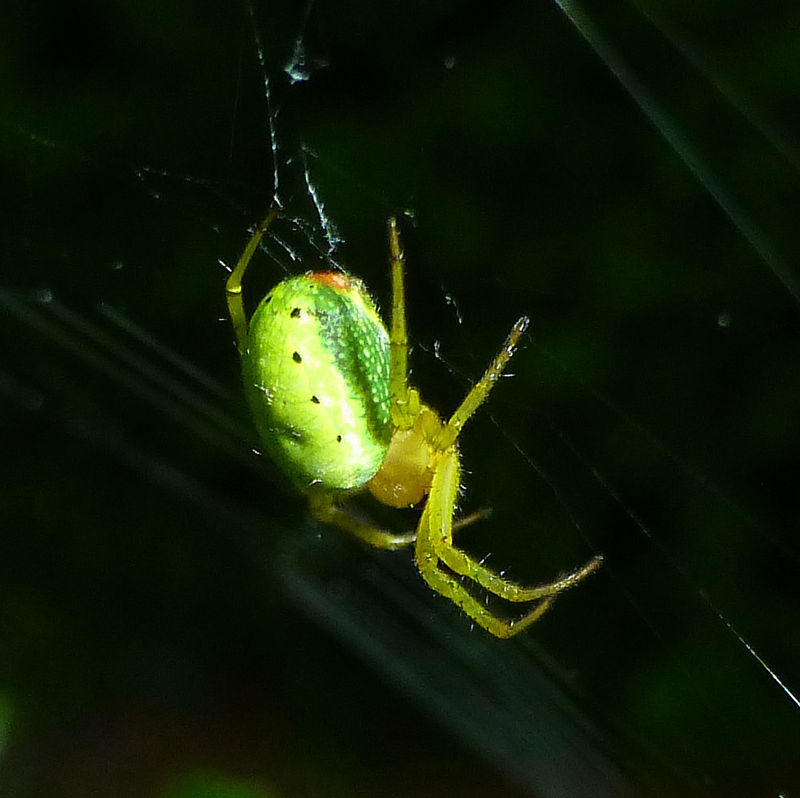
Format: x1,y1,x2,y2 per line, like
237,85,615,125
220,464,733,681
415,447,601,637
440,546,603,602
309,492,416,550
452,507,492,533
387,217,420,430
226,206,280,353
414,448,550,637
436,315,530,451
417,520,556,638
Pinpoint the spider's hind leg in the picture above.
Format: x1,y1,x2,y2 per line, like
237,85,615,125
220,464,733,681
309,492,416,550
226,206,280,354
452,507,492,533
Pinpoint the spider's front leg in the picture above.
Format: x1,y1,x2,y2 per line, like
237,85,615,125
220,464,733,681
414,314,602,637
415,446,563,638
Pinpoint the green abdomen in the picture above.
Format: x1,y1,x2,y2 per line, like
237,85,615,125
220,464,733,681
242,272,392,492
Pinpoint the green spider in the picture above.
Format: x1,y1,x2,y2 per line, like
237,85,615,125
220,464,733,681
226,208,602,637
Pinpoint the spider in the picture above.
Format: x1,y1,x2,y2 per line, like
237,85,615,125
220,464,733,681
226,208,602,637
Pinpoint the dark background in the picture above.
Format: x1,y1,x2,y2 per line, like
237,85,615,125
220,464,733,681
1,0,799,796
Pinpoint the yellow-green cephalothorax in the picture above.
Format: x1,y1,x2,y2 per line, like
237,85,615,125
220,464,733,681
242,270,393,492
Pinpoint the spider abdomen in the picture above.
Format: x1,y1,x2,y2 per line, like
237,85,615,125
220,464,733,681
243,271,393,491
